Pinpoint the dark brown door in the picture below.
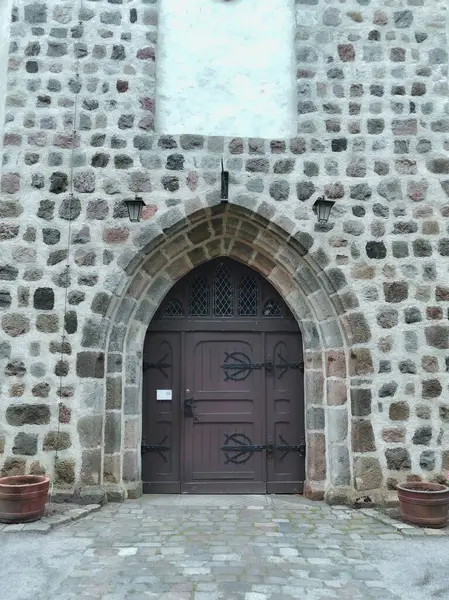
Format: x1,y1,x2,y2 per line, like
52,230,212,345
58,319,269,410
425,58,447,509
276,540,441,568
142,259,305,494
265,333,305,493
182,332,266,493
142,332,181,493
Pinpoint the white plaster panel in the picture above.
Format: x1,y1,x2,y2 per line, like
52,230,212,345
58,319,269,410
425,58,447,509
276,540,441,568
156,0,296,138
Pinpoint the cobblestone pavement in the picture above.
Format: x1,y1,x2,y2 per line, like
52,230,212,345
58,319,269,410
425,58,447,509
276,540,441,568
2,495,449,600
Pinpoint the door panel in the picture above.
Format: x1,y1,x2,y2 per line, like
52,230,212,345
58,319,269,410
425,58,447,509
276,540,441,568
141,258,306,495
265,333,305,493
182,333,266,493
142,333,181,493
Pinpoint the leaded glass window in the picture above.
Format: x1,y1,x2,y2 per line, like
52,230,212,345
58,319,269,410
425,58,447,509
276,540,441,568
213,262,233,317
189,276,210,316
238,275,258,317
163,298,184,317
263,298,282,317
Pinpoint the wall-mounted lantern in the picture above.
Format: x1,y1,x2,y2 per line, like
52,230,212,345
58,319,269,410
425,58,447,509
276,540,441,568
125,195,145,222
313,197,335,224
221,159,229,201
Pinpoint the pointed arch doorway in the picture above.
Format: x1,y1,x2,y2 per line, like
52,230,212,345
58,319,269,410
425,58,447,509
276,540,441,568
142,258,305,494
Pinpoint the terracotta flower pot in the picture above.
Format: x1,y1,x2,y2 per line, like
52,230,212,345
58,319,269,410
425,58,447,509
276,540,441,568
397,482,449,528
0,475,50,524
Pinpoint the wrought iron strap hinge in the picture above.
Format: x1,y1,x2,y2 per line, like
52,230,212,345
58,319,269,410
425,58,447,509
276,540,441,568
143,352,171,379
221,351,304,381
221,352,266,381
141,436,170,462
276,435,306,460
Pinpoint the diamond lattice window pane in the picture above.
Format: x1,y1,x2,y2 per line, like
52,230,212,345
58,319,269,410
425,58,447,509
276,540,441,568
263,298,282,317
238,275,258,317
164,298,184,317
189,276,210,316
213,263,234,317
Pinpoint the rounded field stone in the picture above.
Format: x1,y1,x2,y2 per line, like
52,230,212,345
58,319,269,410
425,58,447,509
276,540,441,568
2,314,30,337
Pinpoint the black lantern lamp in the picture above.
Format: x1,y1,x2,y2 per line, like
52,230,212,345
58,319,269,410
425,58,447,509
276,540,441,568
125,195,145,223
313,197,335,223
221,158,229,201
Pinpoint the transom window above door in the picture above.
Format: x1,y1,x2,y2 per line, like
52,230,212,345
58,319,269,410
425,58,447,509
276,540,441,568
155,259,291,320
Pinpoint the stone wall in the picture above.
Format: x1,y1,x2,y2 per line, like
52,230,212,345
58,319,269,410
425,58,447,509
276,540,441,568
0,0,448,502
0,0,14,171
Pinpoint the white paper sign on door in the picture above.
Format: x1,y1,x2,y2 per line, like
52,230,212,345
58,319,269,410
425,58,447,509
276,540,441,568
156,389,172,401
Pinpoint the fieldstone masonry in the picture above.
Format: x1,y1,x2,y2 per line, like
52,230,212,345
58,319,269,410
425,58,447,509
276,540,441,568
0,0,448,504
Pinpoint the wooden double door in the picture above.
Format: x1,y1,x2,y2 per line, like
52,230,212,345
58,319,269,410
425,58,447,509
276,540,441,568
141,259,305,494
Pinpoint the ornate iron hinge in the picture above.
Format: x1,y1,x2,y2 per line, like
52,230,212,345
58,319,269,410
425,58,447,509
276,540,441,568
276,435,306,460
221,352,271,381
143,352,171,379
221,351,304,381
221,433,273,464
141,435,170,462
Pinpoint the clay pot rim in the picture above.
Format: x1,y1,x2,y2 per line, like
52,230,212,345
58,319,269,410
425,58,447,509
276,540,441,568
0,475,50,488
397,482,449,494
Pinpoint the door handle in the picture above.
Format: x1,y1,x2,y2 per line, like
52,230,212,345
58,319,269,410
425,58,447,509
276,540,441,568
184,397,198,422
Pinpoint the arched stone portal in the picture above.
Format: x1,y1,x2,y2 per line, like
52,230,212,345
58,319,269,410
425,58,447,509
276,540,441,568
98,201,372,503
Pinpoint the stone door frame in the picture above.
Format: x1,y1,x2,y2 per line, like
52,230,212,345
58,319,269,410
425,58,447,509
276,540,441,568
85,201,372,503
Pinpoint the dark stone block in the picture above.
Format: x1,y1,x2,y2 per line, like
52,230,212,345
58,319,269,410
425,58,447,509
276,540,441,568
269,180,290,201
65,311,77,334
180,135,204,150
6,404,51,426
161,176,179,192
379,381,398,397
296,181,315,201
420,450,435,471
385,448,411,470
376,308,398,329
43,431,71,451
76,352,105,378
106,377,122,410
55,459,75,484
366,241,386,259
68,290,85,305
352,420,376,452
351,389,371,417
49,172,68,194
307,407,325,430
438,239,449,256
166,154,184,170
422,379,442,398
392,241,408,258
13,433,38,455
59,197,81,220
246,159,269,173
383,281,408,303
5,360,26,376
425,326,449,349
77,415,103,448
399,360,416,374
105,411,121,453
38,200,55,220
412,426,432,445
42,228,60,245
346,313,371,343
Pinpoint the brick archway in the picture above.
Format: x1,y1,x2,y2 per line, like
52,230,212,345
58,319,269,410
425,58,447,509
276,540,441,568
97,201,372,503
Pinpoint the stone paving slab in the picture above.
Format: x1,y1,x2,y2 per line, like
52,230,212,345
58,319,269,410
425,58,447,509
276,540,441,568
3,495,449,600
0,502,101,534
49,496,402,599
360,507,449,536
